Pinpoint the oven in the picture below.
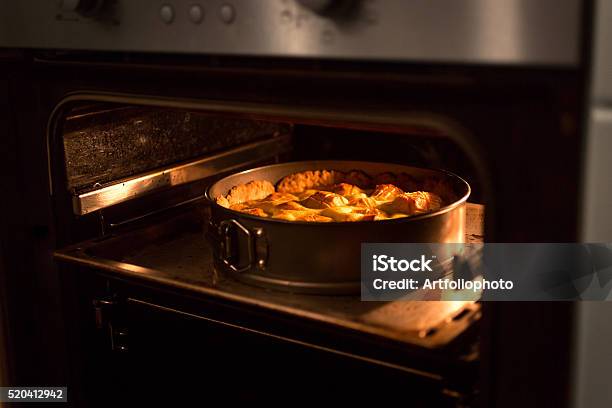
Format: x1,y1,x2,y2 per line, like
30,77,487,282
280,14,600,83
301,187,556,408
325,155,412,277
51,76,488,407
0,0,599,406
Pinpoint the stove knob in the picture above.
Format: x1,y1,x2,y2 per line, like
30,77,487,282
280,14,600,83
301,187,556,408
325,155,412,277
58,0,105,17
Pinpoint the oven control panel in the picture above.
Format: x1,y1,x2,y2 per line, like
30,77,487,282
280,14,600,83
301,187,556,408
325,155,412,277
0,0,581,65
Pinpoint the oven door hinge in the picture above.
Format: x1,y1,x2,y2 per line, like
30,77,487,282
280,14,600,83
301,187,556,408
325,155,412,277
93,296,128,353
97,209,108,237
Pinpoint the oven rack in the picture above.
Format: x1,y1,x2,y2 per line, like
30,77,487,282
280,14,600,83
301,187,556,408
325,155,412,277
72,135,291,215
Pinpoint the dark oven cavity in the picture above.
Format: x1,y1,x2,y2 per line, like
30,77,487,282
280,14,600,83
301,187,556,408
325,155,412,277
52,99,485,405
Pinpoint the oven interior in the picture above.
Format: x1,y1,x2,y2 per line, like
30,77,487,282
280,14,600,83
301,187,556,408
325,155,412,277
52,100,487,404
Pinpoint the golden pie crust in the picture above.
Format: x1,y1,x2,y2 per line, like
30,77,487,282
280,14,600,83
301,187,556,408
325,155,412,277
215,169,449,222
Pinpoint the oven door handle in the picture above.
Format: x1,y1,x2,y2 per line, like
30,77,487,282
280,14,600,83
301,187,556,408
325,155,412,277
215,219,266,273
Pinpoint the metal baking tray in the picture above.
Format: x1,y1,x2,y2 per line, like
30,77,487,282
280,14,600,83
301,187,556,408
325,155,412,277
55,202,484,350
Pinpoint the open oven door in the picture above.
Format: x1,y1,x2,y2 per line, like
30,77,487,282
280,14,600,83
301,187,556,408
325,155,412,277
59,264,478,406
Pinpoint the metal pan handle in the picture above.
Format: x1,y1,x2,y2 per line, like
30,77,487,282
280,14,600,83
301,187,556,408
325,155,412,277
216,219,265,273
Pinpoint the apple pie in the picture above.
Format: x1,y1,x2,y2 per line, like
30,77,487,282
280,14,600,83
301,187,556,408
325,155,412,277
215,169,447,222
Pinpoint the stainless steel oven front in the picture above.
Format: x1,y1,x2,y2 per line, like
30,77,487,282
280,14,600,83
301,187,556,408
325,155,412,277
0,1,593,407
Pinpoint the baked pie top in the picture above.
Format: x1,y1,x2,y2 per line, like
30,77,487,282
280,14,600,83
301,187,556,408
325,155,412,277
215,169,450,222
